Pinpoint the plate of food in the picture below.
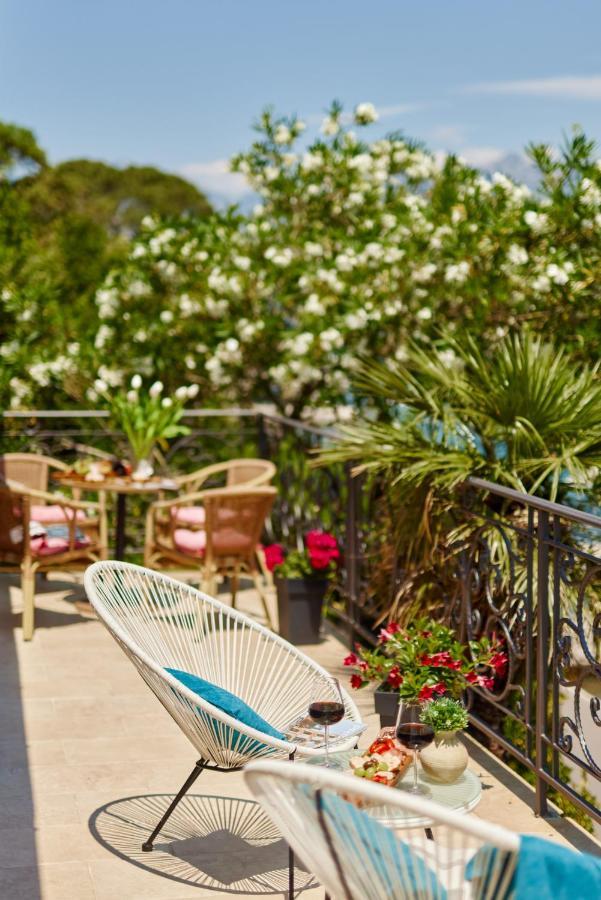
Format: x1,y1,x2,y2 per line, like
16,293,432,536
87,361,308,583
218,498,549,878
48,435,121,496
343,736,412,805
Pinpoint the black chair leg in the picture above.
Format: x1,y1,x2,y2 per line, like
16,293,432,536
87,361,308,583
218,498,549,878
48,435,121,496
142,758,207,851
289,844,295,898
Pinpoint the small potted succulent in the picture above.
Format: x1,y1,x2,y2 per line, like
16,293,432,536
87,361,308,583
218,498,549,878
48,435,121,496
265,531,340,644
419,697,470,783
94,374,199,480
343,617,507,727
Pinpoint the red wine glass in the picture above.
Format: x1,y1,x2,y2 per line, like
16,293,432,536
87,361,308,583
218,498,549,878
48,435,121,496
395,700,434,794
309,676,345,767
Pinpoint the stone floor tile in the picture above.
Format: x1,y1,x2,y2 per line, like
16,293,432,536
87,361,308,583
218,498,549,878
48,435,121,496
0,861,96,900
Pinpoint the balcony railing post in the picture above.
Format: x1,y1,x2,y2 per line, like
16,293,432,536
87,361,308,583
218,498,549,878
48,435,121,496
535,509,550,817
256,412,270,459
344,463,361,649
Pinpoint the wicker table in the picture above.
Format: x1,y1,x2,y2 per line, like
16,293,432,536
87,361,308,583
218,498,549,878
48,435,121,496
53,474,177,560
306,749,481,829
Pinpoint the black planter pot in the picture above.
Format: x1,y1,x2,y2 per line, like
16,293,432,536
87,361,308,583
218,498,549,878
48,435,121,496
374,684,400,728
275,576,328,645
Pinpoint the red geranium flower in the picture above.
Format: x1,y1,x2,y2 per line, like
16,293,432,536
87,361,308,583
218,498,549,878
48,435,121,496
418,682,447,701
420,651,462,670
378,622,401,643
350,674,363,689
343,653,358,667
305,530,338,551
489,651,508,676
466,671,495,691
263,544,285,572
308,547,340,569
387,666,403,689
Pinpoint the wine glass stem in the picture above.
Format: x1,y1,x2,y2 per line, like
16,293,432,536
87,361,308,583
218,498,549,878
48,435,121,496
324,724,330,767
413,749,418,790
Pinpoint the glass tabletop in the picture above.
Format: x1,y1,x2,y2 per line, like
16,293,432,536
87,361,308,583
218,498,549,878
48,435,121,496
305,750,481,829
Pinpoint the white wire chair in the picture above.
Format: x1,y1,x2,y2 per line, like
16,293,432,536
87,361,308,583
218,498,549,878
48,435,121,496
245,760,520,900
83,561,362,859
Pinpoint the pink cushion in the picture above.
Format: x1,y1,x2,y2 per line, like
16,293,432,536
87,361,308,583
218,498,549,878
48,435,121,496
173,505,206,526
173,527,253,558
174,528,207,556
31,504,86,524
30,534,90,558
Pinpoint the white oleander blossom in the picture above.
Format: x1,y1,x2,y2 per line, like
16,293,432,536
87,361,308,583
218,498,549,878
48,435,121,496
354,102,378,124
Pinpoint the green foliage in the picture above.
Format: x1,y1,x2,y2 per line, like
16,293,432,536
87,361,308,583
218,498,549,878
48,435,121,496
319,330,601,588
420,697,469,733
274,550,319,579
344,617,506,701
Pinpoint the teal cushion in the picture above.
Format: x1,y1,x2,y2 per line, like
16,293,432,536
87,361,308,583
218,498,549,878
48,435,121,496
466,834,601,900
164,667,285,742
314,790,446,898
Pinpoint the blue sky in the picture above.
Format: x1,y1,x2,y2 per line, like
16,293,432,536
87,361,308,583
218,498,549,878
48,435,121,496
2,0,601,201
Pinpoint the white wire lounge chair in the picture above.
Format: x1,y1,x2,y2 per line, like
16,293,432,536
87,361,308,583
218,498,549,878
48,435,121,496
245,759,520,900
83,561,362,866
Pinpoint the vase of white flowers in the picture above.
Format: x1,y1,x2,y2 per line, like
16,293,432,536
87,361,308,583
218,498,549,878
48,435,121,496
94,374,199,479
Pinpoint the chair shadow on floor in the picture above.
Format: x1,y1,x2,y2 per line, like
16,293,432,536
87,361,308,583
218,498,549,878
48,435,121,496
89,792,318,895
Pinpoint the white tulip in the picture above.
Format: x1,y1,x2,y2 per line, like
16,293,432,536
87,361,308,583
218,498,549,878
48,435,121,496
187,384,200,399
175,386,188,400
161,397,173,408
93,379,108,393
149,381,163,397
126,390,138,403
130,374,142,389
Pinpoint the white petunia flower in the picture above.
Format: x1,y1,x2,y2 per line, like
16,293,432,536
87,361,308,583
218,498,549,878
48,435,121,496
524,210,548,232
412,263,437,283
94,378,108,393
354,102,378,125
161,397,173,408
160,310,174,324
546,263,570,285
274,124,292,144
304,294,326,315
321,116,340,136
507,244,529,266
416,307,433,321
131,374,142,389
444,261,470,283
149,381,163,397
304,241,323,258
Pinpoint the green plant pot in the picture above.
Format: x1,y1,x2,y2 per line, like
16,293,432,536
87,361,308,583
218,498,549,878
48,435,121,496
275,576,328,645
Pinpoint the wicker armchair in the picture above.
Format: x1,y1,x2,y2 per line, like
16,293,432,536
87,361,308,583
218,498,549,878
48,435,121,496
0,479,108,639
0,452,83,521
145,486,276,627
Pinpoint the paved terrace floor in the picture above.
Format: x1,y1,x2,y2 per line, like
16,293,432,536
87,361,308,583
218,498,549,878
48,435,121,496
0,572,599,900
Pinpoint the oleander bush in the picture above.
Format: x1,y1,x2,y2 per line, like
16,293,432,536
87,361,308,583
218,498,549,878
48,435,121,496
4,103,601,416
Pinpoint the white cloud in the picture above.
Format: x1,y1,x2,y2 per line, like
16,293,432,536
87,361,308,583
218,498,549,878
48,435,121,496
464,75,601,99
377,102,422,119
458,145,508,168
179,159,250,200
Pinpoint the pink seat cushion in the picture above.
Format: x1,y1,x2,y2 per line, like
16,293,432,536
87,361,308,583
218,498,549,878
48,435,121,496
173,505,206,526
31,504,86,524
174,528,207,556
30,534,90,557
173,528,253,558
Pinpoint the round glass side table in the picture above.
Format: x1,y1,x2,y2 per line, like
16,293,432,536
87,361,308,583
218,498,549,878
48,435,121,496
305,749,481,829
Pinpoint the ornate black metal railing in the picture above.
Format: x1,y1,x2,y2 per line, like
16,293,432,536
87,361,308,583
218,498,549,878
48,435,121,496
456,478,601,826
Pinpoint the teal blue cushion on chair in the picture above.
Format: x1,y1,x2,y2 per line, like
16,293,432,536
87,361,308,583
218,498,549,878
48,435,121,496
164,667,286,746
315,790,446,899
466,834,601,900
